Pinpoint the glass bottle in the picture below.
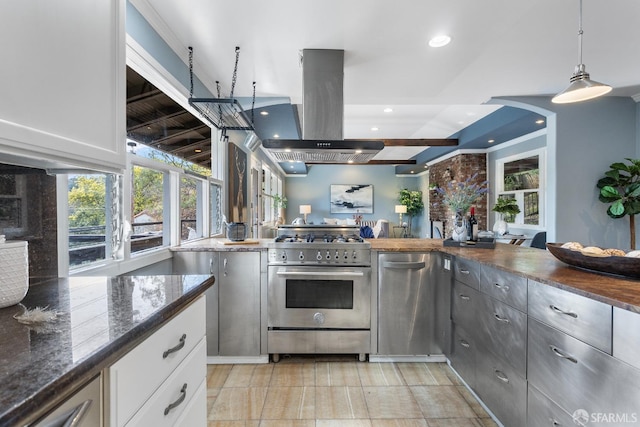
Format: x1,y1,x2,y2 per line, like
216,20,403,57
468,206,478,241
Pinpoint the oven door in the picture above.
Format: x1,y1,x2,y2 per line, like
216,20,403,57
268,265,371,329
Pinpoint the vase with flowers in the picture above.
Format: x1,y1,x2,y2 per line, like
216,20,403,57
435,173,488,242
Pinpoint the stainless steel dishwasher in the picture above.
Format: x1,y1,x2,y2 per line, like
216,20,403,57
378,252,436,355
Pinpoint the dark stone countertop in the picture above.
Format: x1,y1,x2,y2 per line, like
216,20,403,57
370,238,640,314
0,274,215,426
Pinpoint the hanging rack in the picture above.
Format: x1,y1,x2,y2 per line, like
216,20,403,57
187,46,256,132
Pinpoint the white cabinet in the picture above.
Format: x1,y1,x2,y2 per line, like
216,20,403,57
106,295,207,427
32,375,101,427
0,0,126,173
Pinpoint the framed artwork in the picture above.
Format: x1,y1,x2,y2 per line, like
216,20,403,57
228,143,248,223
330,184,373,214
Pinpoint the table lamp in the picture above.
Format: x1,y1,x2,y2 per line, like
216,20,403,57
299,205,311,224
395,205,407,225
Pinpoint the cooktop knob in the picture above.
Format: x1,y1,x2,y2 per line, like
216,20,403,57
280,251,287,260
299,251,304,261
326,251,331,260
316,251,322,261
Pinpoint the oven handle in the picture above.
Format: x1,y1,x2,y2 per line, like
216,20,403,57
276,271,365,277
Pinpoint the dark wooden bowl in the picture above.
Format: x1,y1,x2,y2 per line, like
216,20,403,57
546,243,640,279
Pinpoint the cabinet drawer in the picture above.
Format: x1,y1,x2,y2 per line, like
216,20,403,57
449,324,476,390
452,257,480,289
480,265,527,312
527,384,575,427
528,280,612,353
476,349,527,427
451,281,479,331
125,339,206,427
477,294,527,375
173,379,207,427
613,307,640,370
528,318,640,418
109,295,206,427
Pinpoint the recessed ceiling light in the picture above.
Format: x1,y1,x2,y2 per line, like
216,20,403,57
348,160,354,164
536,119,545,124
383,108,393,113
194,148,202,153
260,111,269,116
355,150,362,154
371,127,379,132
273,134,280,138
410,171,415,174
428,35,451,48
488,139,495,143
285,148,291,152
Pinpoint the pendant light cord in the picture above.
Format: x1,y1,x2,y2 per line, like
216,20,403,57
577,0,583,66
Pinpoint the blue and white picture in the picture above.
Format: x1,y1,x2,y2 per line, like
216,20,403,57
330,184,373,214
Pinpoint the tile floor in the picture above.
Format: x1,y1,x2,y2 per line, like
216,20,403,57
206,356,499,427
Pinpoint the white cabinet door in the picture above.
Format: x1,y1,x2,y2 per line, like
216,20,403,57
0,0,126,173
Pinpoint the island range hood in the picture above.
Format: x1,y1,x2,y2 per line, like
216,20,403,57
262,49,383,163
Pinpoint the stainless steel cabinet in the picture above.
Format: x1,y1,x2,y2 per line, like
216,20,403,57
449,324,476,389
528,279,612,353
613,307,640,370
480,265,527,312
433,253,452,355
527,383,575,427
219,252,261,356
452,257,481,289
378,252,436,355
173,251,219,356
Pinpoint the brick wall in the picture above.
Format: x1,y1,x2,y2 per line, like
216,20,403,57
429,154,488,237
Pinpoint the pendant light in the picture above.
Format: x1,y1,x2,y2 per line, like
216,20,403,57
552,0,611,104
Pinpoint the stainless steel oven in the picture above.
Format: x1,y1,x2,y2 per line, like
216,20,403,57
267,225,372,361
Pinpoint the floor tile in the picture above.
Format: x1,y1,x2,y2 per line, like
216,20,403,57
316,362,362,386
428,363,457,386
425,419,482,427
318,420,373,427
397,363,440,386
261,386,315,419
207,422,260,427
411,386,476,419
371,420,429,427
208,364,233,388
208,387,268,420
358,363,405,386
316,386,368,419
362,386,423,419
224,364,274,387
258,421,314,427
475,418,499,427
455,386,489,418
271,362,316,386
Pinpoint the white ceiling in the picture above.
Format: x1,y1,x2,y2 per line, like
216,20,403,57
130,0,640,162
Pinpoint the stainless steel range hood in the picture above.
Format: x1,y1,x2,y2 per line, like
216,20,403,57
262,49,383,163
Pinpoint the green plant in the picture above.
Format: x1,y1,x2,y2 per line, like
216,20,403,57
399,189,424,216
272,194,287,209
492,197,521,215
597,158,640,249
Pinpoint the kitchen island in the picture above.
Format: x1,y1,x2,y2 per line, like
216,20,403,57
0,274,215,426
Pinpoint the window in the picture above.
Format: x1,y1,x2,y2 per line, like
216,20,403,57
210,180,223,236
180,175,200,241
496,149,544,228
68,173,112,267
131,165,165,253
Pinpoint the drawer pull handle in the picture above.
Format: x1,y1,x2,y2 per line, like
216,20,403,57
164,383,187,416
494,283,510,291
550,345,578,364
549,305,578,318
494,369,509,383
459,269,470,275
460,339,470,348
163,334,187,359
552,420,562,426
494,313,510,323
459,294,471,301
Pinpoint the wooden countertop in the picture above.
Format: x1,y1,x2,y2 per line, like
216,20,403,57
371,238,640,314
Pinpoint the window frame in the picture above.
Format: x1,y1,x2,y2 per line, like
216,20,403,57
494,148,546,229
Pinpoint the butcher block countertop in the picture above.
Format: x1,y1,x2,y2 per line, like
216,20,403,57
371,238,640,314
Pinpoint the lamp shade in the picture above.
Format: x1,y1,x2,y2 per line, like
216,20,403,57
395,205,407,214
552,65,612,104
299,205,312,215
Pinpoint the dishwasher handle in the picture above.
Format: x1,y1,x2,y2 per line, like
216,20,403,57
382,261,426,270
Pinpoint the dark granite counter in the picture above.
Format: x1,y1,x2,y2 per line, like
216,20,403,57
370,238,640,313
0,274,215,426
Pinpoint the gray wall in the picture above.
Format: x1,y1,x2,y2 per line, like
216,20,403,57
493,96,638,249
285,165,424,237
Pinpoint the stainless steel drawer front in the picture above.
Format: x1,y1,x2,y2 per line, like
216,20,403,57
452,257,481,289
527,384,576,427
613,307,640,370
476,347,527,427
477,294,527,375
452,281,479,331
528,318,640,418
528,280,612,353
480,265,527,312
449,325,476,390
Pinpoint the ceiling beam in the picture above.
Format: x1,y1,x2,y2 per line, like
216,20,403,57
346,138,458,147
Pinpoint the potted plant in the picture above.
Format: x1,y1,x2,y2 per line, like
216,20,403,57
597,158,640,250
492,197,521,235
398,189,424,236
